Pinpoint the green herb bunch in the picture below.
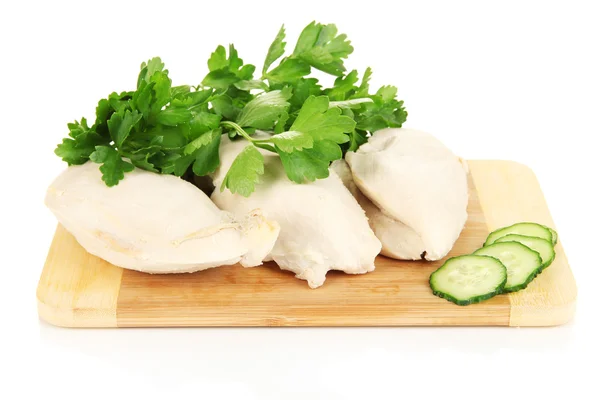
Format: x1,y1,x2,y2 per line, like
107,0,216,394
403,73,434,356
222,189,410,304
55,21,407,196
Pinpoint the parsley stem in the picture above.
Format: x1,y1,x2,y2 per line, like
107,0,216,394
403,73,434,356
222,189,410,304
220,121,256,142
254,142,277,153
328,98,374,108
220,121,278,154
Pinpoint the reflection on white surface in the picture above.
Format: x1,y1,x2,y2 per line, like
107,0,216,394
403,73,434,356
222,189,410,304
36,319,578,399
39,320,576,357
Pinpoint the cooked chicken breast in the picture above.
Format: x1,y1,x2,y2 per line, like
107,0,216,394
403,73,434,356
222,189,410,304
45,162,280,273
345,128,469,261
211,135,382,288
331,159,428,260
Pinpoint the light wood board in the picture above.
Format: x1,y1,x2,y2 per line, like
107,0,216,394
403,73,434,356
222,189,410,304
36,161,577,328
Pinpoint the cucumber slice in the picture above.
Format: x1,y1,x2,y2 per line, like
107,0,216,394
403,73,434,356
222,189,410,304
546,226,558,245
495,234,556,270
473,242,542,292
429,255,507,306
484,222,553,246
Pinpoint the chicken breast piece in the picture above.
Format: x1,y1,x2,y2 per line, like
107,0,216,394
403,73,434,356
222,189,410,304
45,162,280,273
331,159,428,260
211,136,382,288
345,128,469,261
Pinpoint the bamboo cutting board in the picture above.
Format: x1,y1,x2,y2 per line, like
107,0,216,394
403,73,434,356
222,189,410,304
36,161,577,328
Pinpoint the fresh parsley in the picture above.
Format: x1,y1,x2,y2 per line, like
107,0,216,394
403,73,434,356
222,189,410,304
55,21,408,195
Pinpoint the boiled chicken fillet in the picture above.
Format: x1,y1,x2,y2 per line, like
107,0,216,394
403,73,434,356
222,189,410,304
345,128,469,261
331,159,428,260
45,162,280,273
211,136,382,288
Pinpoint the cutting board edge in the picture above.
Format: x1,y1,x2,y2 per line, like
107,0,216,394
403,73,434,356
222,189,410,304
37,295,118,328
36,225,122,328
508,299,577,327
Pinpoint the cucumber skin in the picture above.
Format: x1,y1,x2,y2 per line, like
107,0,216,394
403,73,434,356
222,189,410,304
546,226,558,245
539,251,556,271
429,255,507,306
483,222,553,247
495,234,556,270
474,243,543,294
502,273,539,293
538,226,557,267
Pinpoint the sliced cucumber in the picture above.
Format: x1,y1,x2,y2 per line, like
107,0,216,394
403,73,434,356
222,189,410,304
547,226,558,245
484,222,553,246
429,255,507,306
495,234,556,270
473,242,542,292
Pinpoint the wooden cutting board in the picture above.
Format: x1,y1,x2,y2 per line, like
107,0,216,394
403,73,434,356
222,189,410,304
36,160,577,328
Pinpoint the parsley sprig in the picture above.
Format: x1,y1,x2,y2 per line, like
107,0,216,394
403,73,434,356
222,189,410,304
55,21,407,196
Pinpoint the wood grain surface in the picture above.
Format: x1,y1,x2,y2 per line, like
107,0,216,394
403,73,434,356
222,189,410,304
470,161,577,326
36,160,576,327
37,225,123,327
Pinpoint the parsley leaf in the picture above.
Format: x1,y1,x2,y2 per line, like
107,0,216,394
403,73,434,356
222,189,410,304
210,94,240,120
171,85,191,98
293,22,353,76
263,25,286,76
184,128,218,155
137,57,165,87
55,118,111,165
66,118,91,138
207,46,229,71
156,126,220,178
376,85,398,102
328,98,373,109
324,70,359,100
123,136,164,155
145,125,188,149
234,80,269,91
352,67,372,98
202,69,240,90
236,89,291,129
132,82,154,119
203,45,256,89
269,130,313,153
171,89,212,108
290,95,355,143
89,145,135,186
93,99,113,136
157,154,190,176
356,85,408,132
191,128,222,176
289,78,322,113
274,111,289,134
277,140,341,183
348,129,369,152
107,91,133,115
55,134,107,165
189,112,222,139
124,151,159,173
148,71,172,114
156,107,193,126
220,144,264,197
107,109,142,148
264,58,311,84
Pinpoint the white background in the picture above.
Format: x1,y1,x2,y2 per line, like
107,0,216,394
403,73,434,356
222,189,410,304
1,0,599,398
